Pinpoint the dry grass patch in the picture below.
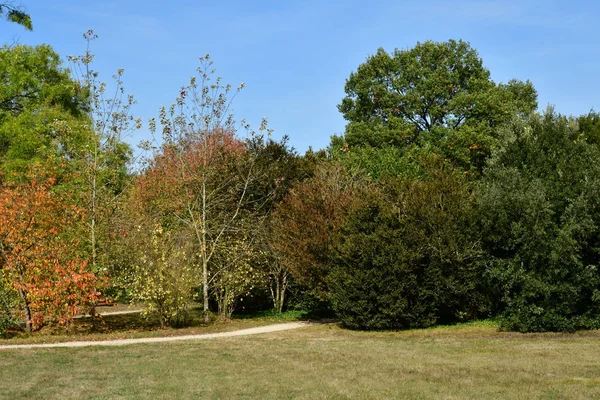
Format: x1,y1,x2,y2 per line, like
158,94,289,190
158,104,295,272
1,322,599,399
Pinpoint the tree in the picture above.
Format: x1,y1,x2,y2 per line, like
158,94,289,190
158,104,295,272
329,158,487,330
0,44,90,180
130,224,196,328
0,168,101,332
211,232,262,319
0,2,32,30
245,137,315,313
139,55,270,321
336,39,537,173
259,232,289,314
478,109,600,332
271,162,362,296
67,30,137,278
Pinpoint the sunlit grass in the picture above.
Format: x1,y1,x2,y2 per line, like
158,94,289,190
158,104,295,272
1,323,599,399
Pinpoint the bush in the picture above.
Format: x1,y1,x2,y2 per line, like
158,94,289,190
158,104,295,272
479,110,600,332
0,277,18,335
329,160,489,330
131,226,196,328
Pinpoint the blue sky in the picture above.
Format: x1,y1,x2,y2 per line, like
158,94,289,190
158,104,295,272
4,0,600,153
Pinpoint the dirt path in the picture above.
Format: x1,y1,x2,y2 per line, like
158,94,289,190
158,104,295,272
0,322,316,350
74,309,142,318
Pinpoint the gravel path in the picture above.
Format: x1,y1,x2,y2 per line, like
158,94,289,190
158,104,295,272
0,322,315,350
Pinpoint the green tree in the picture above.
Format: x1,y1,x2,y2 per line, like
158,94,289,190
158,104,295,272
67,30,137,279
478,109,600,332
335,39,537,174
0,44,90,180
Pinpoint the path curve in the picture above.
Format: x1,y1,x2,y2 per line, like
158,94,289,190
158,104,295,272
0,322,315,350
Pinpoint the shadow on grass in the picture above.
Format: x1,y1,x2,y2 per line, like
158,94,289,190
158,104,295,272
1,307,213,339
233,308,337,323
232,309,310,321
1,306,328,341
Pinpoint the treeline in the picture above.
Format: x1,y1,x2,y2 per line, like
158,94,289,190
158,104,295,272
1,37,600,335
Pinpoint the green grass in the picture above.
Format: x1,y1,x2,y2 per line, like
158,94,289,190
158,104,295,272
233,309,309,321
1,323,600,399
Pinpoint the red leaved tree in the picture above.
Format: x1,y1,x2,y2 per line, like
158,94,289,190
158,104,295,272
271,163,363,296
0,170,102,332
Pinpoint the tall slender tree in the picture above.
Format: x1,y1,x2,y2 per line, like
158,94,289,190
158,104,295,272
67,31,138,286
140,55,269,321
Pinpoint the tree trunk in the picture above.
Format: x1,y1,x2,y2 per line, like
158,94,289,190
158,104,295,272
201,177,213,323
7,258,33,332
278,271,288,314
201,232,209,322
270,268,288,314
17,287,32,333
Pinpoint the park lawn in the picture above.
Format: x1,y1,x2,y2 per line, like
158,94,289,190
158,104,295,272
1,322,600,399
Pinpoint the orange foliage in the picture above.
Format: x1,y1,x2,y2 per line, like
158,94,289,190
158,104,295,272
0,172,102,330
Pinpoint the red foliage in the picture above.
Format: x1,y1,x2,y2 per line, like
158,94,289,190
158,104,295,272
134,129,246,215
0,171,102,330
271,163,361,293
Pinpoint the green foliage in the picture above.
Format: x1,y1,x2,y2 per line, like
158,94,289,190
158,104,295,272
340,39,536,135
0,3,32,30
577,110,600,145
329,160,488,330
0,44,91,180
329,135,428,180
479,110,600,332
0,275,18,335
245,135,316,214
335,39,537,175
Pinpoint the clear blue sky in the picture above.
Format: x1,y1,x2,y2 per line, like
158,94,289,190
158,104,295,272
4,0,600,153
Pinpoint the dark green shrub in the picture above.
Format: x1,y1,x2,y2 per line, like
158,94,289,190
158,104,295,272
329,161,489,330
479,110,600,332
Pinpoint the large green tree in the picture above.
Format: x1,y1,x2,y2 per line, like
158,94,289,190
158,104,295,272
334,39,537,174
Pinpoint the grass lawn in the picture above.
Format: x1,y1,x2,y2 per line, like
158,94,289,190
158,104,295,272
1,321,600,399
